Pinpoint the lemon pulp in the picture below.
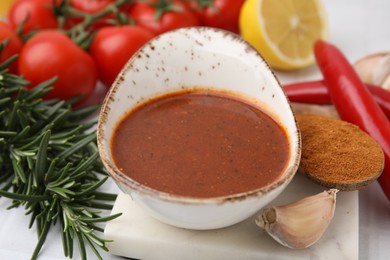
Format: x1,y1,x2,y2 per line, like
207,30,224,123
240,0,329,70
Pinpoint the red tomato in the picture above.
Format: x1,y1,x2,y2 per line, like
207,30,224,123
0,22,23,74
70,0,114,13
18,31,97,101
7,0,58,34
68,0,114,29
190,0,245,34
90,26,155,87
130,0,200,35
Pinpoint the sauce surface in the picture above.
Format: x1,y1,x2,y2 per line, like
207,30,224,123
111,91,290,198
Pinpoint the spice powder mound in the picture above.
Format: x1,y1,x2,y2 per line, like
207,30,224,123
297,114,384,191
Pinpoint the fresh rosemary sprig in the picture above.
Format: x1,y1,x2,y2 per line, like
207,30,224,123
0,41,121,259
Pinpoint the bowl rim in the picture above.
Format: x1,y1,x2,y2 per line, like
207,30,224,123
97,27,302,205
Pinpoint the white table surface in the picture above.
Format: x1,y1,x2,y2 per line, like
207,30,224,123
1,0,390,259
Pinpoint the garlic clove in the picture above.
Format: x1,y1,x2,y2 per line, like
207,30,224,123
382,74,390,91
372,54,390,85
353,52,390,88
354,53,383,83
255,189,338,249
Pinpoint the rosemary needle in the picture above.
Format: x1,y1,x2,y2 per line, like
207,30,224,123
0,41,121,259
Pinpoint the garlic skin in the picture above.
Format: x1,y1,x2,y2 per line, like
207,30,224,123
353,52,390,91
255,189,338,249
382,74,390,90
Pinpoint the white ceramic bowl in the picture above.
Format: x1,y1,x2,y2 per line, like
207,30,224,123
97,27,301,230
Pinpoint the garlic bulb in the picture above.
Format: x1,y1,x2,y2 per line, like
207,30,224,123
255,189,338,249
353,52,390,90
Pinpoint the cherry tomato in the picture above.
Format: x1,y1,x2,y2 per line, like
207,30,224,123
0,22,23,73
18,31,97,101
68,0,114,29
7,0,58,34
130,0,200,35
189,0,245,34
70,0,114,13
90,25,155,87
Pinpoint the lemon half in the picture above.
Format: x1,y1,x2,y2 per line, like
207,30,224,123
240,0,329,70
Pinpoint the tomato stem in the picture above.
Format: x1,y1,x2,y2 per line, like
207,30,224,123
69,0,131,30
64,0,133,47
150,0,184,21
189,0,214,9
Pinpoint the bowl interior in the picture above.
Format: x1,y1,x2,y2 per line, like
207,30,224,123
98,27,301,202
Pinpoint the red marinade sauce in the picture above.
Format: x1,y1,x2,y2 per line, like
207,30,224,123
111,91,290,198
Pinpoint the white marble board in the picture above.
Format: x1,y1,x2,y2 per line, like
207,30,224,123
104,173,358,260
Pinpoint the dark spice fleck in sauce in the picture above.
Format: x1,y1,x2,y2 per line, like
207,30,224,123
111,91,290,198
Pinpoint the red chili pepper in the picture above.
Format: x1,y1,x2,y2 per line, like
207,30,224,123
314,40,390,203
283,80,390,120
284,80,330,104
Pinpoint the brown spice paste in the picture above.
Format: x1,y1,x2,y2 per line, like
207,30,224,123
297,114,384,191
111,91,290,198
